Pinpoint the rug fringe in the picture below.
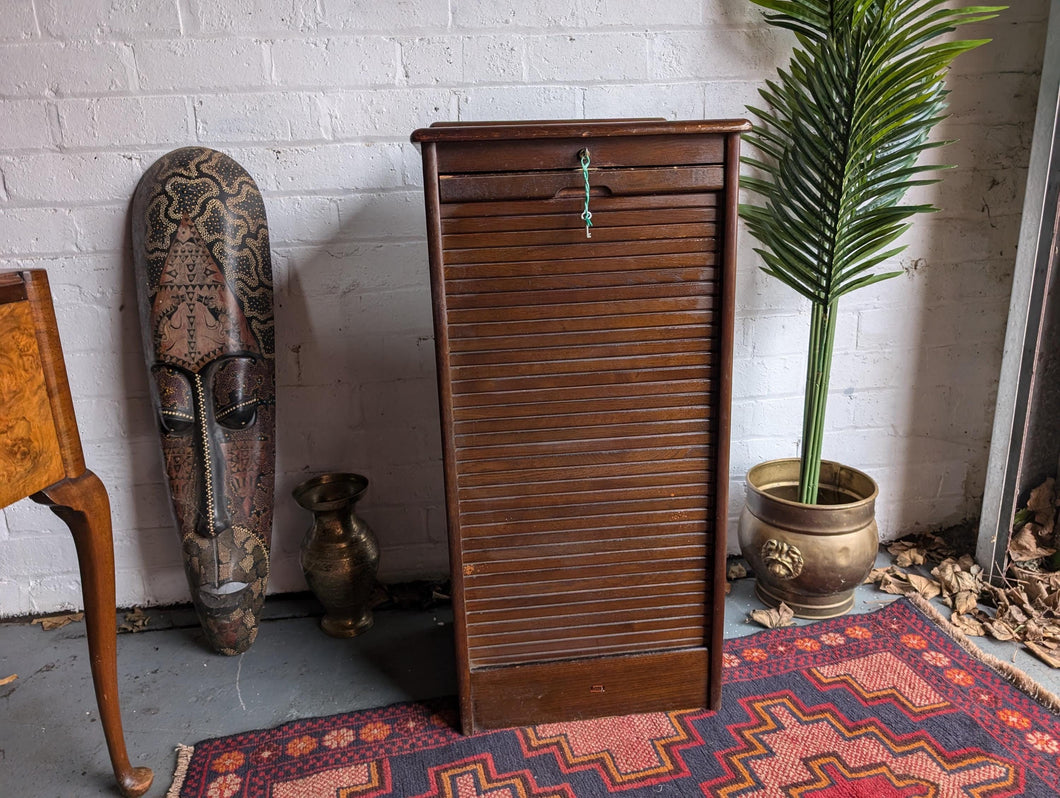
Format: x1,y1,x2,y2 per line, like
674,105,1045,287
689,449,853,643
907,593,1060,714
166,743,195,798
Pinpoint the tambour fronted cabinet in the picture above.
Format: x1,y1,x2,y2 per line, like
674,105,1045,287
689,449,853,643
412,119,748,732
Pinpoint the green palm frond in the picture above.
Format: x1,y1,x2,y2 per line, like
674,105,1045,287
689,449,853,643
740,0,1004,502
742,0,1002,305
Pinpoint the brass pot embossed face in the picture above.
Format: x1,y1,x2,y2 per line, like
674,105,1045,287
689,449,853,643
760,539,804,581
133,148,275,655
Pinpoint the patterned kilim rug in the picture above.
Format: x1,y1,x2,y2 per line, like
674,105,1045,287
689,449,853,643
167,598,1060,797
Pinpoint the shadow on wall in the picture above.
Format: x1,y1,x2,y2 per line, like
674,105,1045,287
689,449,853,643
118,193,187,598
275,229,446,584
861,12,1046,537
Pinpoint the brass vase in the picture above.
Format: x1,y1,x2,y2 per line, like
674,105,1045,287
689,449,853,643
293,473,380,637
737,458,879,619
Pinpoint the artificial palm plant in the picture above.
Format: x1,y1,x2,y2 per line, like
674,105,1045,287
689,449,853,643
740,0,1004,504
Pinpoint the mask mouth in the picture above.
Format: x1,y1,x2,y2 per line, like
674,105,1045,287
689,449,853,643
198,581,251,614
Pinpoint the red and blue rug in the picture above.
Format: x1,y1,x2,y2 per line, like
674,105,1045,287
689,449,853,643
168,598,1060,797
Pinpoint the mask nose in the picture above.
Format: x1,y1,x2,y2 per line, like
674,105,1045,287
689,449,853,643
196,512,229,538
193,373,231,539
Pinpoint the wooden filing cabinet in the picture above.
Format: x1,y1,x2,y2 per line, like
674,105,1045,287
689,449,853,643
411,120,747,732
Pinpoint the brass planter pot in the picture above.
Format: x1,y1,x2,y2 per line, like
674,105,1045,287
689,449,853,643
738,458,879,619
293,473,380,638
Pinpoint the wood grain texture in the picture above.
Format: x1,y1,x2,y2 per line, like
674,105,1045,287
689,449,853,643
415,120,743,733
708,132,743,710
468,648,710,732
422,141,476,729
412,118,751,143
0,300,65,506
1,269,153,798
22,269,87,477
33,472,154,798
432,134,725,174
438,166,725,202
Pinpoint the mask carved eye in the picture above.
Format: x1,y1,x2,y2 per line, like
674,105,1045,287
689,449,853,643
212,356,263,431
153,366,194,434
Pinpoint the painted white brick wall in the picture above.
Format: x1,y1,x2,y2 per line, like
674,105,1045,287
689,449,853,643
0,0,1048,616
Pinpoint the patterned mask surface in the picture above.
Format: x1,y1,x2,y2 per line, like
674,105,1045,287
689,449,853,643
132,148,275,655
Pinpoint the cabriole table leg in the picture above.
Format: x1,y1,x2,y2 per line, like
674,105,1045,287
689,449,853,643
33,470,153,798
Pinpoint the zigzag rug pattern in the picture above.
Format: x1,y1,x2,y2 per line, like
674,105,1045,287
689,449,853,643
168,599,1060,797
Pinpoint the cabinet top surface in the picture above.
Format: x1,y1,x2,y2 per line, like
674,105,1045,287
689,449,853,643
411,118,751,144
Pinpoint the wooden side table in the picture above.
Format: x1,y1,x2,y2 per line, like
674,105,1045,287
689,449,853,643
0,269,152,797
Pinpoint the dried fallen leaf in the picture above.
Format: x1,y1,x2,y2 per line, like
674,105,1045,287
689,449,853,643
999,603,1029,627
952,590,979,616
950,612,985,636
883,520,1060,661
906,573,942,601
886,537,931,568
877,578,910,597
1008,523,1056,562
867,567,894,584
1022,578,1049,605
871,567,914,596
932,560,957,591
32,612,84,631
1025,640,1060,669
1031,569,1060,590
928,531,960,560
984,619,1017,641
750,602,795,629
1043,591,1060,614
886,539,919,555
1027,478,1056,531
118,607,150,633
1042,621,1060,641
955,571,981,593
885,528,964,567
897,551,924,568
727,562,748,581
0,674,17,687
934,559,984,597
1024,618,1047,643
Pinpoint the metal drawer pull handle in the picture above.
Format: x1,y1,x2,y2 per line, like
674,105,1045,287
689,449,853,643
579,148,593,239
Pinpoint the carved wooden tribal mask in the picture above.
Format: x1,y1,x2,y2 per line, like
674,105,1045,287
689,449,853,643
132,148,275,655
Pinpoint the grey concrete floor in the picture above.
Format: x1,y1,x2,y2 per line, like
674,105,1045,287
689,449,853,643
2,571,1059,798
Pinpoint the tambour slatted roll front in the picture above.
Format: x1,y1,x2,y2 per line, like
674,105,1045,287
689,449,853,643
412,119,748,733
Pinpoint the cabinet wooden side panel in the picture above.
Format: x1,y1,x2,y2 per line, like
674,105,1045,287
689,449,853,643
422,141,476,729
468,648,710,731
0,301,66,507
706,132,742,710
